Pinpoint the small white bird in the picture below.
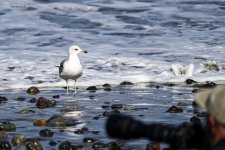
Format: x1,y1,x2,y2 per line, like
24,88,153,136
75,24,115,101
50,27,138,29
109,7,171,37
59,45,88,94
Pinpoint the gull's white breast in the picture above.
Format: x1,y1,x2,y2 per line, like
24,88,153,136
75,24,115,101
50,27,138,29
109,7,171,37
60,60,83,80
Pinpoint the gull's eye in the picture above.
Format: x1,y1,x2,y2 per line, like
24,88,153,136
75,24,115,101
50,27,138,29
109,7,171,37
74,48,78,51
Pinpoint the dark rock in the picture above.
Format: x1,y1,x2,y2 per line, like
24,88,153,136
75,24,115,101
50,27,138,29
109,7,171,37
166,106,183,113
0,96,8,103
101,105,110,109
0,141,11,150
197,112,208,117
104,87,112,91
0,131,7,139
185,79,197,84
25,139,43,150
27,86,40,95
146,142,160,150
29,98,37,103
11,134,26,146
104,101,110,104
8,66,15,70
92,142,106,148
106,142,121,150
177,102,189,107
39,129,54,137
36,97,56,109
25,76,34,80
89,95,94,99
47,115,69,127
192,89,200,93
111,104,123,110
190,116,201,124
49,141,57,146
155,85,160,89
103,83,111,87
74,129,84,134
0,121,16,131
59,141,71,150
52,95,60,99
102,111,109,117
195,81,217,88
81,127,89,132
92,131,100,135
17,96,26,101
83,137,95,143
86,86,97,91
163,83,175,87
93,116,99,120
120,81,134,86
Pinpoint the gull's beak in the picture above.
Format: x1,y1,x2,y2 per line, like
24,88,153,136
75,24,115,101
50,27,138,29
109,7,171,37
82,50,88,54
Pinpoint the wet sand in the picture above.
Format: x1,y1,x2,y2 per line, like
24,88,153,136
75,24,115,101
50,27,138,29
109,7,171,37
0,83,205,149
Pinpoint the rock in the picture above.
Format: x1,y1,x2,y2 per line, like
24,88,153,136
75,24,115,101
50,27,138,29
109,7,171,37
52,95,60,99
17,96,26,101
146,142,160,150
83,137,95,143
86,86,97,91
104,87,112,91
25,139,43,150
36,97,56,109
190,116,201,124
106,142,121,150
192,89,200,93
163,83,175,87
39,129,54,137
92,142,106,148
49,141,57,146
74,129,84,134
102,111,109,117
92,131,100,135
101,105,110,109
155,85,160,89
195,81,217,88
111,104,123,110
176,102,189,107
29,98,37,103
59,141,71,150
166,106,183,113
33,119,47,126
0,141,11,150
27,86,40,95
0,96,8,103
103,83,111,87
47,115,69,127
11,134,26,146
93,116,99,120
0,131,7,139
120,81,134,86
0,121,16,131
17,109,30,114
204,61,220,71
197,112,208,117
186,79,197,84
25,76,34,80
81,127,89,132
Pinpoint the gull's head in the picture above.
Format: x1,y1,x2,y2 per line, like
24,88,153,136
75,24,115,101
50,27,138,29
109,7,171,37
69,45,88,55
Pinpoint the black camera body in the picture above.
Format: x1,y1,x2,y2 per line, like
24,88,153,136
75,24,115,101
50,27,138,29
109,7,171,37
106,114,210,150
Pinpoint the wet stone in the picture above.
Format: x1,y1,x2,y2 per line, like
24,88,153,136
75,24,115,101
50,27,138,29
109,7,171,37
92,142,106,148
47,115,69,127
106,142,121,149
83,137,95,143
0,141,11,150
146,142,160,150
52,95,60,99
103,83,111,87
29,98,37,103
49,141,57,146
111,104,123,110
0,131,7,139
166,106,183,113
93,116,99,120
18,108,29,114
17,96,26,101
86,86,97,91
185,79,197,84
0,121,16,131
59,141,71,150
101,105,110,109
25,139,43,150
0,96,8,103
36,97,56,109
190,116,201,124
102,111,109,117
27,86,40,95
39,129,54,137
120,81,134,86
92,131,100,135
11,134,26,146
104,87,112,91
195,81,217,88
74,129,84,134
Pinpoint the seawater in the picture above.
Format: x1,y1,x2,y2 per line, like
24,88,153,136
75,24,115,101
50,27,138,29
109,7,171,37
1,0,225,90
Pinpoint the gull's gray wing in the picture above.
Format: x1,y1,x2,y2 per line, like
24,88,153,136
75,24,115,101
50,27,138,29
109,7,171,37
59,59,67,75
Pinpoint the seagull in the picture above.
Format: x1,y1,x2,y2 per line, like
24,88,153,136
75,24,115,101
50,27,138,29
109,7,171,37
59,45,88,94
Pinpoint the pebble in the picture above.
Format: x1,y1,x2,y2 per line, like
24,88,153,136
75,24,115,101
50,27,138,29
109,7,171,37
59,141,71,150
25,139,43,150
39,129,54,137
106,142,121,150
93,116,99,120
103,83,111,87
0,121,16,131
102,111,109,117
120,81,134,86
101,105,110,109
83,137,95,143
92,131,100,135
86,86,97,91
47,115,69,127
29,98,37,103
36,97,56,109
166,106,183,113
49,141,57,146
17,96,26,101
111,104,123,110
104,87,112,91
11,134,26,146
27,86,40,95
0,96,8,103
92,142,106,148
146,142,160,150
0,131,7,139
185,79,197,84
52,95,60,99
0,141,11,150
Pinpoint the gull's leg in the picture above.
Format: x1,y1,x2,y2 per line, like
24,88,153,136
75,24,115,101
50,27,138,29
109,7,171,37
66,80,69,94
74,80,77,95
